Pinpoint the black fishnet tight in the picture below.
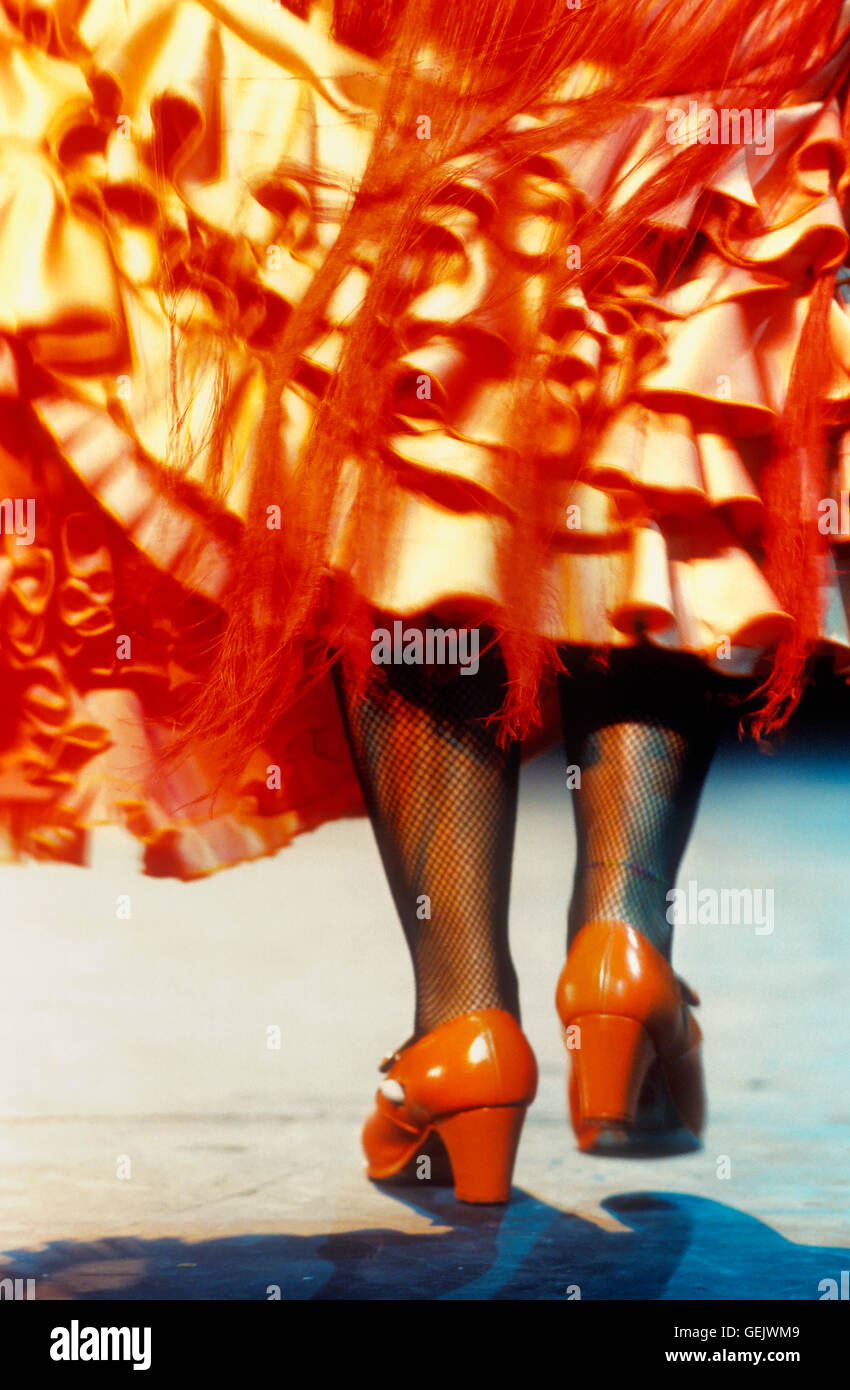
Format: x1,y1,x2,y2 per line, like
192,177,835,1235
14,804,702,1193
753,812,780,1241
559,650,731,960
333,644,520,1037
335,640,736,1035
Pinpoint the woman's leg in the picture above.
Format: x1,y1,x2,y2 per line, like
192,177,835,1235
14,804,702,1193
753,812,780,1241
333,641,521,1037
559,648,732,961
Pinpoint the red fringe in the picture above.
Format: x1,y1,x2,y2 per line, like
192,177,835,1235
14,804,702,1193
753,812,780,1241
171,0,850,774
750,271,837,740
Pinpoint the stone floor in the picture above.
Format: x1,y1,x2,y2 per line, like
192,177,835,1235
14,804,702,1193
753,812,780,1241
1,736,849,1300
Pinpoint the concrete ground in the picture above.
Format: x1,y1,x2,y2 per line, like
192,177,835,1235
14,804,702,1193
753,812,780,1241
1,736,849,1300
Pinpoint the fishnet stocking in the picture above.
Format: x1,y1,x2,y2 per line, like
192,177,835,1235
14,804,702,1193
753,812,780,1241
333,644,520,1037
559,650,730,960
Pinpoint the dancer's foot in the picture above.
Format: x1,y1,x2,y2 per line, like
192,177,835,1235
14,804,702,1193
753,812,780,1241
362,1009,537,1203
555,920,704,1156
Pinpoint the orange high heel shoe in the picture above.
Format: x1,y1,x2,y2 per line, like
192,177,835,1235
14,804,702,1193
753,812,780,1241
362,1009,538,1204
555,920,705,1153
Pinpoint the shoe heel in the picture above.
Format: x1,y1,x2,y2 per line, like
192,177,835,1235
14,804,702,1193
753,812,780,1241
570,1014,655,1125
435,1105,526,1204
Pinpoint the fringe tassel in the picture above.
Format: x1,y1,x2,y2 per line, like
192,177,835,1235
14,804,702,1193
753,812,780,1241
750,271,836,739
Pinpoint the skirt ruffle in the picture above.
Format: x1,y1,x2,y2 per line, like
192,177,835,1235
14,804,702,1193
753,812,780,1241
1,0,850,875
329,87,850,673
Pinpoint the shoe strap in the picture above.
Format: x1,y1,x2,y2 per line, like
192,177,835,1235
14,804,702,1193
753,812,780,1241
379,1035,417,1073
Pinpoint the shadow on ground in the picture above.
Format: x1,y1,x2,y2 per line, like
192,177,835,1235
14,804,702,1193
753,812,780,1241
4,1193,846,1300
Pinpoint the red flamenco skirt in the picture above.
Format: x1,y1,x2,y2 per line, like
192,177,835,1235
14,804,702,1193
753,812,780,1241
1,0,850,876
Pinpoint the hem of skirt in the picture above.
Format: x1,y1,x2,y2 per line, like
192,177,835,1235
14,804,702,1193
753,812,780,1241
0,787,367,881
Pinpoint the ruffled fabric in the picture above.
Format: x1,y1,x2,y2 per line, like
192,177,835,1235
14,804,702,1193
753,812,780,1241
1,0,850,875
0,396,363,875
0,0,386,874
329,83,850,679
